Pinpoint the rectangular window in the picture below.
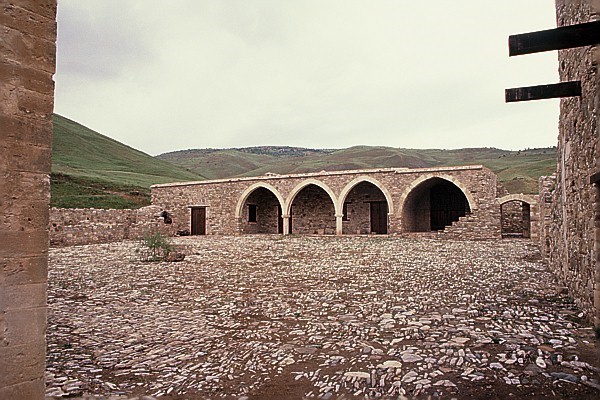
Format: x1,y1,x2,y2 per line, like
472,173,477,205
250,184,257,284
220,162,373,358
248,204,257,223
342,202,349,221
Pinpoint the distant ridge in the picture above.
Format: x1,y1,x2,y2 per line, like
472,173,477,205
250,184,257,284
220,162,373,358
158,146,556,194
51,113,557,208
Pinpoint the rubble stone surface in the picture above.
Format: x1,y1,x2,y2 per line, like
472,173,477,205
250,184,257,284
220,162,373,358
46,236,600,399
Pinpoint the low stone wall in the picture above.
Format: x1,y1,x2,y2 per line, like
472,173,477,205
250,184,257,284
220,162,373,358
49,206,176,247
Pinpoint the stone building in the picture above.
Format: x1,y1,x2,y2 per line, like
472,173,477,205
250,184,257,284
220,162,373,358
0,0,57,398
537,0,600,328
151,165,538,240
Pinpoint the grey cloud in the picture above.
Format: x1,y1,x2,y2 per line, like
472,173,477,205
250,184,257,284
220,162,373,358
54,0,560,155
56,1,155,80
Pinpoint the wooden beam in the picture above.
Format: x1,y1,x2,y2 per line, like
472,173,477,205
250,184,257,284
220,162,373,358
505,81,581,103
509,20,600,56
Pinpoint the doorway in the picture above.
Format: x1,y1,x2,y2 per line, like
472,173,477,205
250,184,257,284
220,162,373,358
370,201,388,234
191,207,206,235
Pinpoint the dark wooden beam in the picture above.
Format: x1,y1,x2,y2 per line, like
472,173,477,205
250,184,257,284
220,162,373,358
505,81,581,102
590,171,600,184
509,20,600,56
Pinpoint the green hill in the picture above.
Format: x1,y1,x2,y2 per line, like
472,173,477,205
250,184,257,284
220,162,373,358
52,113,557,209
159,146,557,194
51,114,204,208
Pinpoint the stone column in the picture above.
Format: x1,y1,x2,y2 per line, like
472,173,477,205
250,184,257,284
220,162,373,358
595,188,600,329
0,1,57,399
282,215,290,235
335,214,343,235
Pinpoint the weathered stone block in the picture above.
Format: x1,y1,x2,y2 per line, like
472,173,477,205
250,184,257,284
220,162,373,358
0,341,45,387
0,256,47,286
0,231,48,258
0,26,56,74
9,0,57,20
0,283,46,312
0,141,50,173
0,114,53,147
0,199,49,232
0,61,55,95
0,171,50,203
0,3,57,39
0,378,45,400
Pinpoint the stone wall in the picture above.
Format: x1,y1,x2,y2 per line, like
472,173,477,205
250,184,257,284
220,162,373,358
342,182,387,234
545,0,600,326
291,185,337,234
151,165,504,239
49,206,176,247
538,174,556,257
0,1,57,398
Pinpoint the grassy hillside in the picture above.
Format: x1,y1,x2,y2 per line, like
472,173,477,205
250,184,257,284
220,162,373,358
51,115,204,208
52,113,557,209
159,146,557,194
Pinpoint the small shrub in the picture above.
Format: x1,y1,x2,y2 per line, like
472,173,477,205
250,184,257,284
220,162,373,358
138,231,175,262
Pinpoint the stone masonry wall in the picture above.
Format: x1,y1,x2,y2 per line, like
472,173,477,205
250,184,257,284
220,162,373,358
151,166,502,239
291,185,336,234
538,174,556,257
342,182,387,235
0,1,57,398
49,206,176,247
240,189,280,234
548,0,600,325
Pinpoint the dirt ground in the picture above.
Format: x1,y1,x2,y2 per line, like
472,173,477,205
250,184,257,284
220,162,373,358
46,236,600,399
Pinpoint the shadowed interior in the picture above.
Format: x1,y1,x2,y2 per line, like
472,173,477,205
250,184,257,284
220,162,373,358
403,178,471,232
241,187,283,234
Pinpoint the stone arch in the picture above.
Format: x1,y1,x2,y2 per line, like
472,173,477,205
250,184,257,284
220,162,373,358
398,174,477,217
399,175,474,232
497,194,536,239
235,182,285,220
338,176,394,216
285,179,340,216
496,193,537,206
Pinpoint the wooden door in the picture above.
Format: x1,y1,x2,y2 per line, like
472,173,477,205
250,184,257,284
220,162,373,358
370,202,388,234
191,207,206,235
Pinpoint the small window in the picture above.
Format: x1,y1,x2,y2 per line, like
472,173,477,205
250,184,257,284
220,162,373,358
248,204,257,223
342,202,349,221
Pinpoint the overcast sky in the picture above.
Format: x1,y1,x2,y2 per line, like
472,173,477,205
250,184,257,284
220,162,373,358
54,0,560,156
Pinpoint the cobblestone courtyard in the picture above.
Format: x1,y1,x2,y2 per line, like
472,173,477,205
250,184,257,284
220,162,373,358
46,236,600,399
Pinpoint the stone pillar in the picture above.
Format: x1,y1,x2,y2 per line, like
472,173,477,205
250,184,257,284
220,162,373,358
335,214,343,235
282,215,290,235
595,187,600,329
0,1,57,399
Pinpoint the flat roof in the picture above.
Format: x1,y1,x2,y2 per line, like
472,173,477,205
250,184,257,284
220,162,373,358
151,165,485,189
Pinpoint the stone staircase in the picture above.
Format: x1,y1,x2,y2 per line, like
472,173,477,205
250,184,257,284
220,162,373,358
440,213,480,238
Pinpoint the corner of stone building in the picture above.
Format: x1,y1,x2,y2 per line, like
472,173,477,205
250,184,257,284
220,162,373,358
0,1,58,399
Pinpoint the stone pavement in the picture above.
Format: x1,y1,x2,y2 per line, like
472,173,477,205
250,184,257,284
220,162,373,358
46,236,600,399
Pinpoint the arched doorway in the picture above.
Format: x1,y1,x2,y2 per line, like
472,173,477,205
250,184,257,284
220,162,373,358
239,187,284,234
402,177,471,232
340,181,390,234
500,200,531,238
288,183,336,234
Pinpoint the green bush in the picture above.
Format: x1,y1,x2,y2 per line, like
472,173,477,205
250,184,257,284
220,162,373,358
139,232,174,262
